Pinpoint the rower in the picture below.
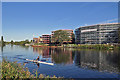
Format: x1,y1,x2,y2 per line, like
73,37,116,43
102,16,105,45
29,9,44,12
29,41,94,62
36,56,39,61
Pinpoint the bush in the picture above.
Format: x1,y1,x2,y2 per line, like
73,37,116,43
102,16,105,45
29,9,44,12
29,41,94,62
1,58,62,79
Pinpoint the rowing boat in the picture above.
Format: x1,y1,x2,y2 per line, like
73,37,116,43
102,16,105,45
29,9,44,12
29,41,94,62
26,59,54,66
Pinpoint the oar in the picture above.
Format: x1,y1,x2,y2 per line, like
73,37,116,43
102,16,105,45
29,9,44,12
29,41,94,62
26,59,54,66
13,57,54,66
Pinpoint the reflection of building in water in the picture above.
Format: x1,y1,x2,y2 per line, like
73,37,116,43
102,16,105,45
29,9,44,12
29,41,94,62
33,47,51,58
42,48,51,58
33,47,43,54
74,50,119,74
51,48,73,64
33,47,73,64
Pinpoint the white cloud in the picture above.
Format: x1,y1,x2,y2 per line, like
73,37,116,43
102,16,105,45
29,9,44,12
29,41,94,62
98,18,118,24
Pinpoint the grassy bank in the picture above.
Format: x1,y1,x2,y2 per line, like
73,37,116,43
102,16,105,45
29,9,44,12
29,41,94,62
33,43,120,50
62,44,120,50
33,43,48,46
1,59,65,79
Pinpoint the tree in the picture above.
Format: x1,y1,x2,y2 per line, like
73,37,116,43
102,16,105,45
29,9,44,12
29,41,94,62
1,36,5,46
72,33,75,44
118,27,120,43
11,40,14,44
30,40,33,43
25,39,29,44
52,30,70,45
1,36,3,41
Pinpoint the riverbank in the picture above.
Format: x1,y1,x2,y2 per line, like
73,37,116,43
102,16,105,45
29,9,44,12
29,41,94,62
1,59,62,79
32,44,120,50
6,42,120,50
62,44,120,50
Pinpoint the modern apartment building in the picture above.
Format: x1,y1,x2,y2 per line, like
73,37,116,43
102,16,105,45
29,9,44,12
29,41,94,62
51,29,73,43
75,23,120,44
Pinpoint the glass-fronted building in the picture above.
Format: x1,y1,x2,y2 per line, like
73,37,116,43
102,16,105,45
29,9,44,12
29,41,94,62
75,23,120,44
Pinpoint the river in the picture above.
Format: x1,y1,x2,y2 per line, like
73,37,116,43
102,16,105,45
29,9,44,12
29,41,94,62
1,44,120,78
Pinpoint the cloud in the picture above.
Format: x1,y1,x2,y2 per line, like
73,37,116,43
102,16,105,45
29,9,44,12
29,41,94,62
98,18,118,24
82,18,118,27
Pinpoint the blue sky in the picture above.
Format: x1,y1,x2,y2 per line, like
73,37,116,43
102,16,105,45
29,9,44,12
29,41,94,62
2,2,118,41
2,0,120,2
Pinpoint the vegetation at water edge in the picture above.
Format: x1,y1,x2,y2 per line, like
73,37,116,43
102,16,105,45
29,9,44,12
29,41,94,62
1,58,68,80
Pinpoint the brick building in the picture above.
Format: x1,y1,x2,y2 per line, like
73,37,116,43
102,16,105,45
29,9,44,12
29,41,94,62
41,35,51,44
33,38,39,43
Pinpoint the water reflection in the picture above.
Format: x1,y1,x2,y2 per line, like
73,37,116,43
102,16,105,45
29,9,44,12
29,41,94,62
51,48,73,64
74,50,119,74
0,46,3,53
33,47,120,74
33,47,51,58
33,47,73,64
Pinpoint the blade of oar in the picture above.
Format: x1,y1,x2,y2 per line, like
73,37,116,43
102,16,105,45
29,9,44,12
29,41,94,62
38,61,54,66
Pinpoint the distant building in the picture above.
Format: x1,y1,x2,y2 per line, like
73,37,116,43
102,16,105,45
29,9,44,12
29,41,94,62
51,29,73,43
33,38,39,43
38,36,43,43
33,35,51,44
75,23,120,44
41,35,51,44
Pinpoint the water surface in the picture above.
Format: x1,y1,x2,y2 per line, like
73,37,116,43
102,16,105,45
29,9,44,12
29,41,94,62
2,45,120,78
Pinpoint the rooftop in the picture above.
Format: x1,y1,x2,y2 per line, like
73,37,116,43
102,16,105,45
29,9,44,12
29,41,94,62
77,23,120,29
52,29,73,32
33,38,38,39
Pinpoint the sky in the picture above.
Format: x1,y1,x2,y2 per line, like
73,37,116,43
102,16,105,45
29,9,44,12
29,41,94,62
1,0,120,2
2,2,118,41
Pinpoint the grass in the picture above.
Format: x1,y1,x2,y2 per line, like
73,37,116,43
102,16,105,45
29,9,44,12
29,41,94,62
63,44,120,50
33,43,49,46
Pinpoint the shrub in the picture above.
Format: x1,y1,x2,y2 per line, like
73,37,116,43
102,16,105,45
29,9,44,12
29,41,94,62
1,58,62,79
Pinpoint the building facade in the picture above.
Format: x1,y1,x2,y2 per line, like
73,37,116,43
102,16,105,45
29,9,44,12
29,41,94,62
51,29,73,43
41,35,51,44
75,23,120,44
33,38,39,43
33,37,43,43
33,35,51,44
